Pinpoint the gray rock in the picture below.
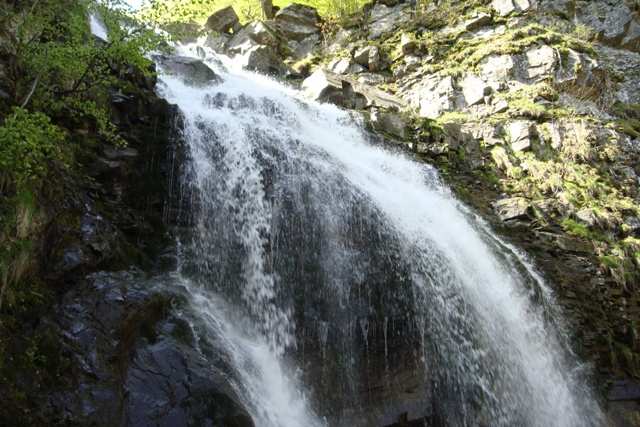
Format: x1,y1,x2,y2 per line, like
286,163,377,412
302,69,406,109
328,57,365,74
596,45,640,104
576,208,598,227
154,55,221,87
370,110,408,139
358,73,386,85
403,75,458,119
206,6,241,34
525,44,557,80
493,197,531,221
460,74,490,106
205,33,231,53
239,45,289,76
479,54,516,88
226,21,279,55
275,3,320,41
491,0,531,16
354,45,381,71
506,120,535,151
575,0,633,44
368,3,411,39
290,34,321,60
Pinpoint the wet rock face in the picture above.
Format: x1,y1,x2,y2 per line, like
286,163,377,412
40,271,254,427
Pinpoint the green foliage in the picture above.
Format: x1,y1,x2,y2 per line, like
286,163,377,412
561,217,593,239
0,108,65,189
4,0,162,143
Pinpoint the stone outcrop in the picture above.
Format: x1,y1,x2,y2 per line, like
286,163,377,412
274,3,320,41
206,6,242,34
153,55,221,86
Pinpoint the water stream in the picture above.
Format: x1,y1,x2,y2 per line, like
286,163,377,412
152,42,602,426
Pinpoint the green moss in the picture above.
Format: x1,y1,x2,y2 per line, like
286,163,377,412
561,217,592,239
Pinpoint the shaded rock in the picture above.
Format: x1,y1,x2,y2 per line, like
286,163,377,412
460,74,490,106
493,197,531,222
275,3,320,41
370,110,408,139
238,45,288,76
290,33,321,60
596,46,640,104
206,6,241,34
400,33,417,55
506,120,535,151
154,55,221,87
43,272,254,427
227,21,279,55
205,33,231,54
302,69,406,109
575,0,634,46
462,12,493,32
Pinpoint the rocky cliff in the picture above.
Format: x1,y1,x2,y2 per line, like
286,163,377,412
201,0,640,423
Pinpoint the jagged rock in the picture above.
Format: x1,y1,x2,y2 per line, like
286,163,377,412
370,110,407,139
354,45,381,71
462,12,493,32
42,272,255,427
205,33,231,54
274,3,320,41
326,28,354,54
460,74,490,106
302,69,406,109
480,54,516,88
596,46,640,104
206,6,241,34
462,122,503,145
358,73,386,85
506,120,535,151
238,45,288,76
539,0,574,17
328,57,365,75
404,75,459,119
575,1,635,47
154,55,221,87
492,99,509,114
576,208,598,227
525,44,557,80
368,3,411,39
491,0,531,16
493,197,531,222
290,34,320,60
226,21,279,55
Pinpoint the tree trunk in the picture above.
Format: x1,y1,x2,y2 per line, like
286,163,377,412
260,0,274,19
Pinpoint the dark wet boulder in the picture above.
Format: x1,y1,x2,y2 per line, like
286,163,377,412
37,271,254,427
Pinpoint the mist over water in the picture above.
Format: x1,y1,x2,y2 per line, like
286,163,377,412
154,42,603,426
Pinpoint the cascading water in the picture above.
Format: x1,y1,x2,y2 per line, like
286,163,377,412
154,41,603,426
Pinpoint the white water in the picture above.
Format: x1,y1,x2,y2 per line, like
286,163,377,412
155,42,603,426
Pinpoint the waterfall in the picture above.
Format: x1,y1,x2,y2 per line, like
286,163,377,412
155,42,603,426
